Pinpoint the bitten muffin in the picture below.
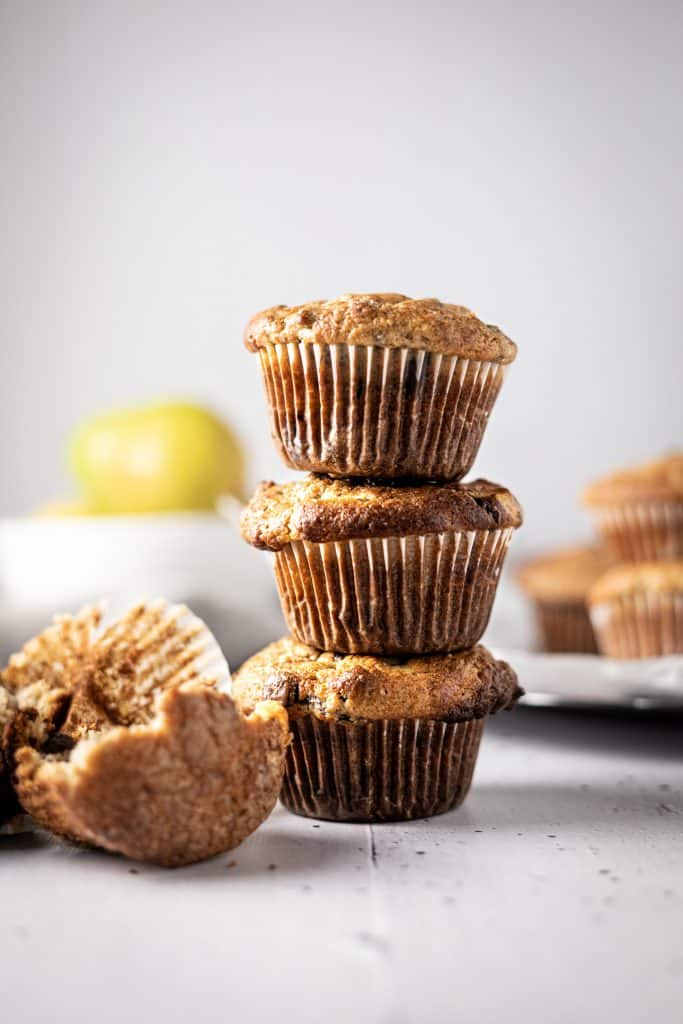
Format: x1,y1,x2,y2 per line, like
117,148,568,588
241,474,523,655
588,561,683,658
233,636,522,822
583,453,683,561
517,545,614,654
245,293,517,480
1,603,288,866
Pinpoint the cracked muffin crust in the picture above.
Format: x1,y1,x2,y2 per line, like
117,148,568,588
233,636,522,723
244,293,517,363
1,602,289,866
241,475,523,551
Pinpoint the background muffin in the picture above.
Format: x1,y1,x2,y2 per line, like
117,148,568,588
241,474,523,655
583,453,683,561
233,636,521,822
517,545,614,653
245,293,517,480
588,561,683,658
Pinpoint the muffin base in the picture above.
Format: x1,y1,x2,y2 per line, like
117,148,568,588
591,503,683,562
590,592,683,658
533,601,598,654
258,341,506,480
280,715,484,822
274,528,514,655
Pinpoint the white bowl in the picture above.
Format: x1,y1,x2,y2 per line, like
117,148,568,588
0,511,285,671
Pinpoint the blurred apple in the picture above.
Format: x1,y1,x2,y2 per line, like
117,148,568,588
68,401,245,514
34,497,91,517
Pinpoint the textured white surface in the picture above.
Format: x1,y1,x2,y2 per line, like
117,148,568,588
2,709,682,1024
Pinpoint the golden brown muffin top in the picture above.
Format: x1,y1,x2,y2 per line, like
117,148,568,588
244,293,517,363
583,453,683,508
588,560,683,605
233,636,522,723
241,475,523,551
517,545,614,603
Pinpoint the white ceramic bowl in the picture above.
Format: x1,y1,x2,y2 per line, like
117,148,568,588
0,509,285,671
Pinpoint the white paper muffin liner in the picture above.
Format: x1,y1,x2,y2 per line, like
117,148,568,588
280,715,484,822
258,341,507,479
273,527,514,655
590,502,683,561
590,591,683,658
533,600,598,654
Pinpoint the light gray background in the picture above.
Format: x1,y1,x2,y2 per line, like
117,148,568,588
2,1,682,548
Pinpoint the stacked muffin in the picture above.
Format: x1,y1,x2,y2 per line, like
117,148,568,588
519,453,683,658
235,294,523,822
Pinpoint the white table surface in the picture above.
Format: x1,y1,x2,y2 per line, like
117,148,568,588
2,707,682,1024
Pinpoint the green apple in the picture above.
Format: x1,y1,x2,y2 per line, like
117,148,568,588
34,496,92,517
69,401,245,514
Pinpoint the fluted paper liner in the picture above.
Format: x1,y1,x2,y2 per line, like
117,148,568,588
2,600,232,753
281,715,484,822
590,503,683,562
4,603,294,866
274,527,514,655
590,591,683,658
258,341,507,479
533,601,598,654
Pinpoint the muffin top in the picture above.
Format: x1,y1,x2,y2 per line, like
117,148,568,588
588,560,683,605
244,293,517,363
233,636,522,722
518,545,614,603
583,453,683,507
241,475,523,550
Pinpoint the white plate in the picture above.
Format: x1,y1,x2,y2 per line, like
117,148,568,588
487,580,683,711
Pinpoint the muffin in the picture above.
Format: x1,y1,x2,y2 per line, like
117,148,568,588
583,453,683,561
517,545,614,654
241,474,523,655
1,602,289,866
233,636,522,822
244,293,517,480
588,561,683,658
